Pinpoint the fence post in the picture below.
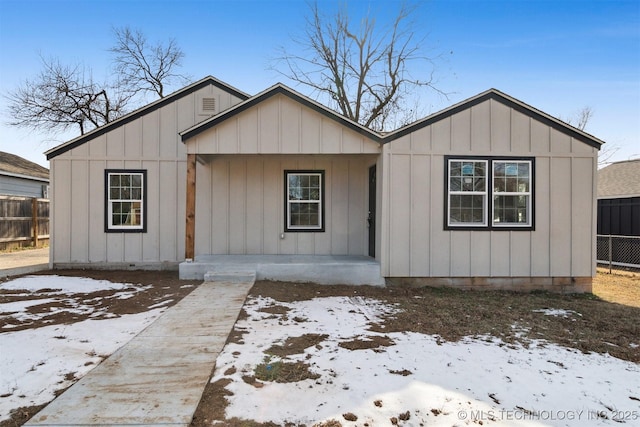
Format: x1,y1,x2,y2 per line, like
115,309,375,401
608,235,612,274
32,197,39,248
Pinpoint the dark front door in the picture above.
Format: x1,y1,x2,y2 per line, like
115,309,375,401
368,165,376,257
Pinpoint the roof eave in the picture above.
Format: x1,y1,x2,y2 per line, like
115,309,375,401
0,171,49,182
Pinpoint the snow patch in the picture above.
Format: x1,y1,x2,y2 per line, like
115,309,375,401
214,295,640,426
533,308,582,318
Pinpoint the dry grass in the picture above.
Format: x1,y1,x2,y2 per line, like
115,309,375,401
593,267,640,308
253,357,320,383
248,276,640,363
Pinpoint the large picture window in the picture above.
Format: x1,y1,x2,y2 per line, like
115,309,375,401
285,170,324,232
105,170,147,232
446,157,534,230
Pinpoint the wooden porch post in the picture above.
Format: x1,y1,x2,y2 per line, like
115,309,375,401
185,154,196,260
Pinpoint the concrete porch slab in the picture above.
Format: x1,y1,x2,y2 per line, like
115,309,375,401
179,255,385,286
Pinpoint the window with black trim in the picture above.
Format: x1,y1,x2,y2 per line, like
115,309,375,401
285,170,325,232
445,157,534,230
105,170,147,232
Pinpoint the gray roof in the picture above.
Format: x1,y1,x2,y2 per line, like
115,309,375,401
598,159,640,198
0,151,49,181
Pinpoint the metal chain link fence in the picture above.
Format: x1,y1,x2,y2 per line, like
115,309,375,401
597,235,640,271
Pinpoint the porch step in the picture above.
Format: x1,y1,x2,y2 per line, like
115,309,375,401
204,266,256,283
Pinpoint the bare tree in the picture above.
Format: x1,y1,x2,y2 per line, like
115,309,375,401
273,2,446,131
563,106,594,131
110,26,188,99
562,106,620,167
6,28,188,138
6,56,130,135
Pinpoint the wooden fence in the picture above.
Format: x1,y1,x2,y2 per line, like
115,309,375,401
0,195,49,250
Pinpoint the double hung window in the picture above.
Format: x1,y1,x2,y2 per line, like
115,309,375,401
285,170,324,232
105,170,146,232
492,161,532,226
446,157,533,230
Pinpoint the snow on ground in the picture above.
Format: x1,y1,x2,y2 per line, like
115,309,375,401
532,308,583,319
213,295,640,426
1,275,141,293
0,276,164,421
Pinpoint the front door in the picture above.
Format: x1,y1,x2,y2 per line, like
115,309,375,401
368,165,376,258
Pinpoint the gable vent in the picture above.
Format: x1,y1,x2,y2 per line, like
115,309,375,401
202,97,216,112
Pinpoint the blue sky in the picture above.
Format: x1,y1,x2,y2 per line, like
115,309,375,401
0,0,638,167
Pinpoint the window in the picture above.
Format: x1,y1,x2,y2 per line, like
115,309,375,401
105,170,147,232
448,160,488,226
445,157,534,230
285,170,324,232
492,161,531,226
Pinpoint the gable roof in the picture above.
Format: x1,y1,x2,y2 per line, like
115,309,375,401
45,76,250,160
181,85,605,150
46,74,605,158
0,151,49,181
598,159,640,198
180,83,384,143
383,88,605,149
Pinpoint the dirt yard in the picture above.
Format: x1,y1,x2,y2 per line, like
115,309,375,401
1,269,638,426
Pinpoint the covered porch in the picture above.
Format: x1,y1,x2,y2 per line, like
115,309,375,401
179,86,385,285
179,254,385,285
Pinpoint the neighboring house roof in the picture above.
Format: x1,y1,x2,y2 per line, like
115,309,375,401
45,76,250,160
598,159,640,198
0,151,49,182
180,83,384,143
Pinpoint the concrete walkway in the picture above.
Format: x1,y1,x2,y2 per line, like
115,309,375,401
26,279,254,426
0,247,49,278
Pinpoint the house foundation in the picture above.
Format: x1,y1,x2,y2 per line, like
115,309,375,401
386,276,593,293
179,254,385,286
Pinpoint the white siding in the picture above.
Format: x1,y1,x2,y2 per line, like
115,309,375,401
194,155,377,256
381,98,597,279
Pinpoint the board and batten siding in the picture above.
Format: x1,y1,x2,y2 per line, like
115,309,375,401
194,154,377,256
186,94,380,155
49,84,245,267
185,93,381,257
380,98,598,280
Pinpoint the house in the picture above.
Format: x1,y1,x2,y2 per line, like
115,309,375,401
597,159,640,236
45,76,603,292
596,159,640,268
0,151,49,198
